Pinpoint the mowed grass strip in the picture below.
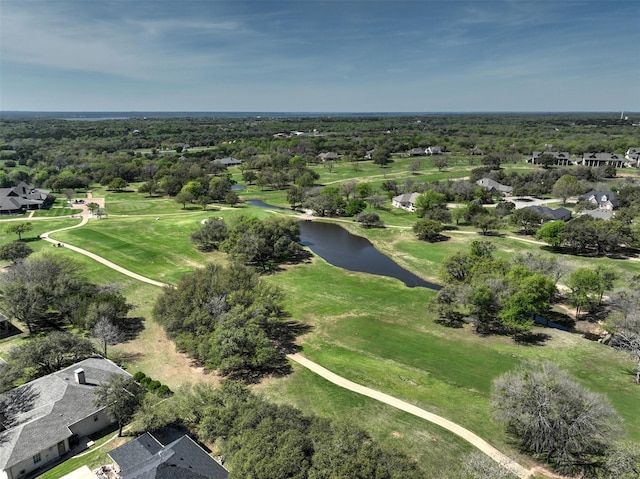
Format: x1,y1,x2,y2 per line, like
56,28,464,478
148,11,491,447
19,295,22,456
260,364,478,479
268,255,640,446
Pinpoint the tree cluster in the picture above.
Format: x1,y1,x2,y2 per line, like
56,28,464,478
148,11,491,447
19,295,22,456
152,263,292,378
134,381,424,479
434,242,557,338
190,215,305,271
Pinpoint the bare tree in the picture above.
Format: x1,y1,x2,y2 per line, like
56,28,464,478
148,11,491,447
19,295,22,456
492,361,622,474
91,318,124,357
609,313,640,384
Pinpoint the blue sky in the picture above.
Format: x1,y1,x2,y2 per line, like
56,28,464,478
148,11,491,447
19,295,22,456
1,0,638,112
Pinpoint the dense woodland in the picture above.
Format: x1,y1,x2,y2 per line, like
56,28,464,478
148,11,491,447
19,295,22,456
1,113,640,478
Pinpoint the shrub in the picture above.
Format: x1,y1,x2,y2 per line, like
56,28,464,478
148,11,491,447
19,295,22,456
156,385,173,397
148,380,161,391
140,376,151,386
133,371,146,382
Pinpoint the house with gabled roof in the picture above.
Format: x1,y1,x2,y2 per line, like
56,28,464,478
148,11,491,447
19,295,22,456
0,182,52,215
527,151,573,166
521,205,572,222
406,147,426,157
0,357,130,479
475,178,513,196
579,190,618,211
578,153,627,168
319,152,339,162
108,432,228,479
391,192,421,212
212,157,242,166
625,148,640,165
426,146,443,156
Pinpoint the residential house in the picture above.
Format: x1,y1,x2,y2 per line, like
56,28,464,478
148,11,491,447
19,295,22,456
527,151,573,166
213,157,242,166
406,147,426,157
475,178,513,196
579,190,618,211
391,192,421,212
521,205,572,222
0,357,130,479
578,153,627,168
319,152,339,162
0,182,52,215
426,146,443,156
108,432,228,479
625,148,640,165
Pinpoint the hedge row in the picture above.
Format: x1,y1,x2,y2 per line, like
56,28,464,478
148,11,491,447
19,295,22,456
133,371,172,397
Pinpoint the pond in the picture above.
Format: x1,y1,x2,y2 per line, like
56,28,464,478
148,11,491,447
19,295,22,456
245,199,439,289
298,221,440,290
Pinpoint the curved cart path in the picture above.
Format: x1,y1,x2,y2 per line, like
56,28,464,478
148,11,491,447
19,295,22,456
39,193,168,288
288,353,533,479
36,197,534,477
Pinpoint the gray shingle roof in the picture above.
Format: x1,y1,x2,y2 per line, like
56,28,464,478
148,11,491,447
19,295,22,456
0,357,130,470
476,178,513,193
110,434,228,479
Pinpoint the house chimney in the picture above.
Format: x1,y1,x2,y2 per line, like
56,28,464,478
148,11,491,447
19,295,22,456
74,368,86,384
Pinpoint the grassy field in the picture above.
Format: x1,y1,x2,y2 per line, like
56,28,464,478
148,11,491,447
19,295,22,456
2,161,639,477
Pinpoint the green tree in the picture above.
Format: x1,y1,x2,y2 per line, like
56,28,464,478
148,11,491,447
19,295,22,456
175,191,194,209
86,202,100,215
287,185,305,208
415,190,447,217
221,215,303,272
552,175,584,205
433,156,450,172
0,254,84,334
467,284,498,332
8,331,96,379
492,361,622,474
4,222,33,241
566,267,607,318
413,218,444,242
153,263,289,377
355,211,384,228
499,292,535,338
94,374,145,436
190,218,228,251
138,179,159,197
107,177,129,192
345,199,367,216
371,148,390,167
535,220,565,248
510,208,544,234
472,214,501,235
0,241,33,264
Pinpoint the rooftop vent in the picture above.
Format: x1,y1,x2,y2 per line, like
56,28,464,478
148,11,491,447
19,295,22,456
74,368,86,385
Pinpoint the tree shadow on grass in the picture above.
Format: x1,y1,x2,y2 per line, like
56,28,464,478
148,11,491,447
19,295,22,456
515,331,552,346
109,351,144,366
121,316,145,341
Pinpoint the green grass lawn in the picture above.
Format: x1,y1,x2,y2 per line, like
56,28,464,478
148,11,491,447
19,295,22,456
36,427,128,479
5,170,639,478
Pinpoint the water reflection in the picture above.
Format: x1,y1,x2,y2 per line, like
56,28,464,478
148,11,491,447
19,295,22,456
245,199,439,289
298,221,439,290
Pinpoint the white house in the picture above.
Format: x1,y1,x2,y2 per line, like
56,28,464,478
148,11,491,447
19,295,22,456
392,192,421,212
0,357,130,479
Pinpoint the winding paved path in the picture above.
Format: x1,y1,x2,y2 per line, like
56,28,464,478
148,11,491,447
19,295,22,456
31,197,535,477
288,353,533,479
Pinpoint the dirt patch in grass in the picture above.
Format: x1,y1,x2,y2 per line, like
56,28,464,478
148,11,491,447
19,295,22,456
112,319,221,389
